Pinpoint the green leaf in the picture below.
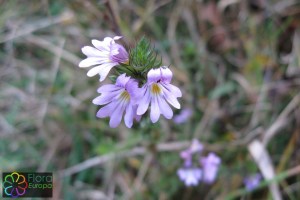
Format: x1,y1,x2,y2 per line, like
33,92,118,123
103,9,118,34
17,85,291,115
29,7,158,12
129,36,162,75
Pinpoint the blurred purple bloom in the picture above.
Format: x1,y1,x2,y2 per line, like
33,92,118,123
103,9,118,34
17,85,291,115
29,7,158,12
244,173,262,191
174,108,192,124
200,153,221,184
93,74,140,128
79,36,129,81
137,67,182,123
180,139,203,160
177,168,202,186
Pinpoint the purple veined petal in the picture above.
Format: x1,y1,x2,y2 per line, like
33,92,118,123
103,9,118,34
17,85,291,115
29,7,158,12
110,43,120,56
157,95,173,119
126,80,140,103
137,86,151,115
96,101,116,118
92,90,121,105
116,73,130,88
160,67,173,83
150,95,160,123
109,99,127,128
124,103,134,128
97,84,118,93
161,83,182,97
147,68,161,83
98,62,118,82
79,57,107,68
81,46,102,57
110,44,129,63
161,86,181,109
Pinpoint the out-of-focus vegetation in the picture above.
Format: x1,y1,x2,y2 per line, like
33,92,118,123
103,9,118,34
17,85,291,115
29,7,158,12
1,0,300,199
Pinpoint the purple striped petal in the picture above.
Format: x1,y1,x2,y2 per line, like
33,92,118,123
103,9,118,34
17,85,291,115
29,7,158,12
157,95,173,119
97,84,118,93
96,102,116,118
109,100,127,128
124,103,134,128
137,86,151,115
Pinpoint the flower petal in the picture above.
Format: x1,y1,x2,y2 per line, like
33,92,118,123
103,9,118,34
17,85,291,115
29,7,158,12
162,83,182,97
109,100,127,128
147,68,161,83
87,66,102,77
150,95,160,123
92,39,112,51
137,86,150,115
113,36,122,40
81,46,101,57
116,73,130,87
161,86,181,109
98,62,118,82
96,102,116,118
79,57,105,68
124,103,134,128
92,91,119,105
160,67,173,83
157,95,173,119
97,84,118,93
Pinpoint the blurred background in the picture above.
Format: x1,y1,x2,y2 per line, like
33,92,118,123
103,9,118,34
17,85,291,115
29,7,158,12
1,0,300,199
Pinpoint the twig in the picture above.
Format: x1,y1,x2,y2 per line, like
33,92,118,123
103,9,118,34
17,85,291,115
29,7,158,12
263,93,300,145
25,35,80,65
248,140,282,200
59,141,189,177
59,136,265,178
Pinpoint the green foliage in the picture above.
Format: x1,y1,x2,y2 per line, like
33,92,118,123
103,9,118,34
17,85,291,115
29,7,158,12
129,36,162,75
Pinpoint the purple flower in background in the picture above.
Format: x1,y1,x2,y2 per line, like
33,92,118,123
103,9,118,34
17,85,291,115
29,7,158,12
174,108,192,124
79,36,129,81
93,74,140,128
244,173,262,191
200,153,221,184
180,139,203,160
177,168,202,186
137,67,182,123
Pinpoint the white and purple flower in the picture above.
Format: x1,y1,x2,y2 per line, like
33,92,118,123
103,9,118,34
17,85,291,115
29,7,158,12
200,153,221,184
137,67,182,123
93,74,140,128
79,36,129,82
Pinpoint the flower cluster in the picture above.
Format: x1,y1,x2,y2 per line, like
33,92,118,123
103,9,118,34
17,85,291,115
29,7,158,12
177,139,221,186
79,36,182,128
